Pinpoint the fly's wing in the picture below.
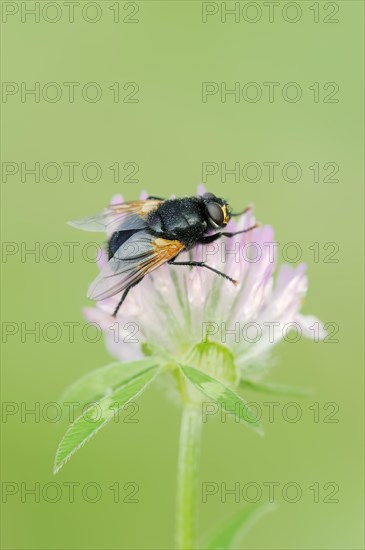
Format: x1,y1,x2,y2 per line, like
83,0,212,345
68,200,162,235
88,231,185,301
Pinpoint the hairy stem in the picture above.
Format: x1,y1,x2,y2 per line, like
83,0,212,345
175,404,202,550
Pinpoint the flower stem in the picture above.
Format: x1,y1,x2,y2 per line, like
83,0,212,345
175,403,202,550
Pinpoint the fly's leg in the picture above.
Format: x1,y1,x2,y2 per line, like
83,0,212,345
219,224,259,238
112,282,139,317
197,224,259,245
173,225,259,285
168,259,238,286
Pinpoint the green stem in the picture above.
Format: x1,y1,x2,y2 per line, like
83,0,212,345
175,403,202,550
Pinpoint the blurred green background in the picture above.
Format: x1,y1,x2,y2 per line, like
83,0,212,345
1,1,364,548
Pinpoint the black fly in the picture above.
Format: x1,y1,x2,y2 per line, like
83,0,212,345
69,192,258,317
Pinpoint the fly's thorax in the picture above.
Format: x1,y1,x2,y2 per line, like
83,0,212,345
146,197,208,246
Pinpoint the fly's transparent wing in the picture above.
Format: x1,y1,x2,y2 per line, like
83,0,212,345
68,200,162,235
88,232,185,301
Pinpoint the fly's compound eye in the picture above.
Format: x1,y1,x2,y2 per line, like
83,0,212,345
206,202,225,227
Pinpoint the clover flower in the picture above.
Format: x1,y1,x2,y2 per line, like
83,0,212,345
54,186,326,549
84,185,326,387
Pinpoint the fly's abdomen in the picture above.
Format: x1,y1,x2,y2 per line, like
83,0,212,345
108,230,140,259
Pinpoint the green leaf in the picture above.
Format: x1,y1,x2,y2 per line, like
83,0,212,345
203,502,276,549
239,379,312,397
60,358,158,408
54,365,160,474
180,365,263,435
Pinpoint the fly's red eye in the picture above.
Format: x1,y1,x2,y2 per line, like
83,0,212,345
206,202,224,226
